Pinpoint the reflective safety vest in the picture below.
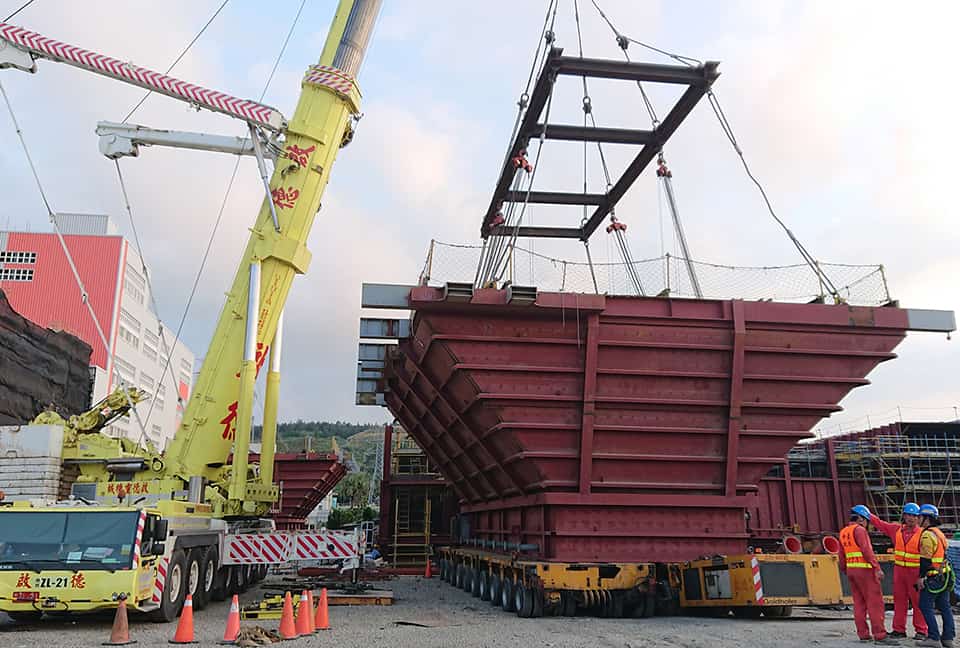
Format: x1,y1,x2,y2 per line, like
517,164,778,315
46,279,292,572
894,527,921,568
840,523,872,569
924,527,950,576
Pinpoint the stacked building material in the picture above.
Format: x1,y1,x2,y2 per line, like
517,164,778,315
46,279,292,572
0,289,92,424
0,424,64,501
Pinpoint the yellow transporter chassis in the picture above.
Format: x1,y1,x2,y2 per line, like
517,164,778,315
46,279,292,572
439,547,893,619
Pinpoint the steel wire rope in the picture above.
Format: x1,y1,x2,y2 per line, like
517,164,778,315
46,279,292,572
573,0,643,295
121,0,230,123
125,0,308,442
587,0,841,302
3,0,35,22
0,80,150,440
478,0,559,287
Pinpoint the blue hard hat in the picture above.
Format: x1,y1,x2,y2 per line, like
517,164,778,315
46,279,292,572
852,505,872,519
920,504,940,518
903,502,921,516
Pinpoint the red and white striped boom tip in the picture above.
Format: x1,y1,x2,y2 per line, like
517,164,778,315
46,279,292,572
0,21,286,132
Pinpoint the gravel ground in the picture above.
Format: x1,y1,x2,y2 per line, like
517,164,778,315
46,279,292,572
0,575,903,647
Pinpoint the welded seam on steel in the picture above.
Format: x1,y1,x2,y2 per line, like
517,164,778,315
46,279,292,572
0,21,285,131
390,363,508,499
724,300,746,498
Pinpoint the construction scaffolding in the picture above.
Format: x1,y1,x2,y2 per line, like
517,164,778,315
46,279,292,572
834,431,960,527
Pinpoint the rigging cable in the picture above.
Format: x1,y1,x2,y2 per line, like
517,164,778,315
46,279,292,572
0,80,150,441
131,0,308,436
121,0,231,123
477,0,559,287
3,0,35,22
587,0,841,302
573,0,644,296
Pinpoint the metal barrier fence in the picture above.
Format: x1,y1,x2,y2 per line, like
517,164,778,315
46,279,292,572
420,241,893,306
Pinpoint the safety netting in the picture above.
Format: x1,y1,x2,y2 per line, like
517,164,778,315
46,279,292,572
420,241,893,306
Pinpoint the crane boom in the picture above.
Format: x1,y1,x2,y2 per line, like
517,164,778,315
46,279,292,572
0,21,286,132
159,0,380,515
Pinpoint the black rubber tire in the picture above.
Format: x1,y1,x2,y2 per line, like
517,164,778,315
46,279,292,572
501,578,515,612
609,592,624,618
489,574,501,606
228,564,244,596
238,565,251,593
733,606,763,619
471,569,482,597
762,605,793,618
462,567,473,593
211,562,232,602
561,591,577,617
194,546,217,610
479,571,491,601
455,564,464,589
185,548,204,610
439,560,448,581
515,583,534,618
7,612,42,623
532,589,544,618
148,548,187,622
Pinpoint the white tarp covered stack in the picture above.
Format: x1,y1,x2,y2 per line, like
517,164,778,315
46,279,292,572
0,424,63,501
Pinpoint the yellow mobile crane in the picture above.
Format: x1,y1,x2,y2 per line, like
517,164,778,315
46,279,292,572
0,0,380,622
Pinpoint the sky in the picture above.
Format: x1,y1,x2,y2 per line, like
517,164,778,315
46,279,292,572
0,0,957,434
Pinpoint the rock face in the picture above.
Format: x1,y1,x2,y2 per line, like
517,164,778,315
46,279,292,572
0,289,92,424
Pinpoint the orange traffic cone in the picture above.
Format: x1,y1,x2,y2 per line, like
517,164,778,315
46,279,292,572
169,594,197,644
219,594,241,644
314,587,330,631
295,590,311,636
103,593,135,645
278,591,299,640
306,590,317,634
424,560,432,578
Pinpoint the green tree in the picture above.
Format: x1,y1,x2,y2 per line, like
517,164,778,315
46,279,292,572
334,473,370,508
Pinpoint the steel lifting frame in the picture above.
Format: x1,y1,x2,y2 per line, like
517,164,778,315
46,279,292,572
480,47,719,242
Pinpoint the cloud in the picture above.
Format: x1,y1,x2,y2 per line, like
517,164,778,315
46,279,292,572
0,0,955,431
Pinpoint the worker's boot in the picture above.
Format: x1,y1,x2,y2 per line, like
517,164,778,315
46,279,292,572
940,639,954,648
917,639,941,647
875,637,901,645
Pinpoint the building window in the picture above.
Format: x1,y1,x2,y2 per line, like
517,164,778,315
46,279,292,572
0,268,34,281
179,371,191,388
143,342,157,362
140,372,155,394
118,308,141,349
180,358,193,374
0,251,36,264
155,384,166,411
151,424,162,441
113,357,136,386
124,277,145,305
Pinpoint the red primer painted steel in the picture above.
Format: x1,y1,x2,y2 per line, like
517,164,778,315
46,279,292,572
249,452,348,530
1,233,122,368
382,287,910,562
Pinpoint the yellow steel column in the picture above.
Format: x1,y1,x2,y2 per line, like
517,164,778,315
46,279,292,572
229,262,261,503
260,310,283,486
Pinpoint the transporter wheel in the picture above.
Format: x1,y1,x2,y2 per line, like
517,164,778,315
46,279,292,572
732,606,762,619
149,548,187,622
471,569,482,597
195,546,218,609
532,589,544,618
185,549,205,610
489,574,501,606
479,571,490,601
211,562,232,602
439,559,448,581
608,592,624,619
515,583,534,618
7,612,42,624
501,578,515,612
462,567,473,593
455,564,464,589
654,581,680,617
762,605,792,618
561,591,577,617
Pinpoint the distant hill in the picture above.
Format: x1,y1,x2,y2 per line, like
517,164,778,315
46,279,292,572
253,420,385,479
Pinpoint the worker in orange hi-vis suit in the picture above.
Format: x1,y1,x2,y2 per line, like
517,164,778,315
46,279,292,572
840,505,897,644
871,502,928,640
